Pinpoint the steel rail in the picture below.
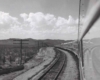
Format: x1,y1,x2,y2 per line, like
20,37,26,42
37,50,66,80
27,49,60,80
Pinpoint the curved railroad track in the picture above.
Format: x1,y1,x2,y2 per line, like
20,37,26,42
1,47,79,80
36,49,66,80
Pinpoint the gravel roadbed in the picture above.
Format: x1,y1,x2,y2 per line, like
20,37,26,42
13,47,55,80
59,49,79,80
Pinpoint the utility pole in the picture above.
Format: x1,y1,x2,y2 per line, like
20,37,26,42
38,40,40,52
13,39,28,65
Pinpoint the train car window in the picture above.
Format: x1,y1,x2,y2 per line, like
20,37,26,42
79,0,100,80
83,17,100,80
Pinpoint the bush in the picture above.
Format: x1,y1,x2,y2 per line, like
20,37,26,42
0,65,24,75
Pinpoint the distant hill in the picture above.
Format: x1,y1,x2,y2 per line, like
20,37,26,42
82,38,100,49
0,38,72,47
40,39,69,46
90,38,100,45
0,38,37,47
83,37,100,45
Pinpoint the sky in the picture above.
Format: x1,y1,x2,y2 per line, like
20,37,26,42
0,0,99,40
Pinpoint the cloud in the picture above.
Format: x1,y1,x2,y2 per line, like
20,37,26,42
20,13,28,21
20,12,77,31
0,12,78,40
56,17,67,26
2,11,100,40
67,15,76,25
0,11,19,30
20,12,57,31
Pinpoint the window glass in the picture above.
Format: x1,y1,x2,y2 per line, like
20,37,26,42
82,1,100,80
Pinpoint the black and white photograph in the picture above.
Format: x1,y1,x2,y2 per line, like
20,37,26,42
0,0,100,80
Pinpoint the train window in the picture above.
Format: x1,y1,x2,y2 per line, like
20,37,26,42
83,17,100,80
79,0,100,80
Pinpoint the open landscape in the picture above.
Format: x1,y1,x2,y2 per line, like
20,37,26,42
0,38,80,80
0,0,99,80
